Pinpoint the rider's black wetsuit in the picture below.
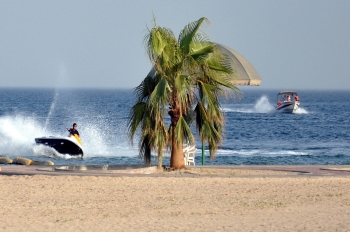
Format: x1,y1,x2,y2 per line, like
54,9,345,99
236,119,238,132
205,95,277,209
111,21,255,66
68,129,79,136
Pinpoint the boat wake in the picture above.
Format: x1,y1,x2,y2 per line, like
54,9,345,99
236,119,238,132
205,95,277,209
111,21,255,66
294,107,309,114
252,95,275,113
223,95,309,114
32,144,81,159
222,96,276,114
216,148,308,157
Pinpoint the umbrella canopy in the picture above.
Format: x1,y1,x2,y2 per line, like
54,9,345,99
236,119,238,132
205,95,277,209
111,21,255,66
146,43,262,86
277,91,298,96
215,43,261,86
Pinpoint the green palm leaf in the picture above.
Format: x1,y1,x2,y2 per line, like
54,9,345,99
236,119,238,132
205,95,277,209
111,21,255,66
149,77,169,114
128,102,148,141
174,116,195,144
179,17,209,54
190,42,216,62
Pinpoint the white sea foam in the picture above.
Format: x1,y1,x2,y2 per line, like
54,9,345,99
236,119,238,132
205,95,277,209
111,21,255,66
215,148,308,157
294,107,309,114
253,95,275,113
0,115,46,157
222,107,254,113
222,96,275,114
0,114,138,158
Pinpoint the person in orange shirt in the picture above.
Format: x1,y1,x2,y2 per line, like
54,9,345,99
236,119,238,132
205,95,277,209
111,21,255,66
295,94,300,101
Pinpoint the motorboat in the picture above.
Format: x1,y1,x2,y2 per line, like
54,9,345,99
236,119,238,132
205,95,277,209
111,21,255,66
35,135,84,157
276,91,300,113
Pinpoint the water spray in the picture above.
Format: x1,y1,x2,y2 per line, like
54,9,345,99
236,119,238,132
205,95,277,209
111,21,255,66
43,90,59,132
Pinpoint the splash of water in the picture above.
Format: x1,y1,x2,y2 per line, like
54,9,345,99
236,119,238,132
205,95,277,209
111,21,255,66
0,115,47,157
253,95,275,113
0,114,138,158
78,119,138,157
294,107,309,114
43,91,59,131
222,96,275,113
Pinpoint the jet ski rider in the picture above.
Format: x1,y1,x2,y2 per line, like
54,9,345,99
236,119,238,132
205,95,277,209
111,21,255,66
67,123,80,137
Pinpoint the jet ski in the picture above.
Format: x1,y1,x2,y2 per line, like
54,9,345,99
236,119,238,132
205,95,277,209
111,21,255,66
35,134,84,157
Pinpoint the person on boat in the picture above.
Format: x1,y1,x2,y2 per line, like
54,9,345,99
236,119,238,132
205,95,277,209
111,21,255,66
287,95,291,102
67,123,80,136
67,123,82,145
295,94,300,101
277,100,282,106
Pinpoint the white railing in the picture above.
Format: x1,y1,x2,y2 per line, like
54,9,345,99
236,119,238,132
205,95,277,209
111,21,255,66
183,143,197,166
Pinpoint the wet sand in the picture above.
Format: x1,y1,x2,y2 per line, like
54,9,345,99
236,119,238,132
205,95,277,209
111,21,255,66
1,167,350,231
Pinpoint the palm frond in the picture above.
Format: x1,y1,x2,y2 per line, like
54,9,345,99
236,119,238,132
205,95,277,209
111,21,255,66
127,102,148,142
154,119,169,150
139,135,152,164
149,77,169,115
133,74,160,101
194,102,207,135
179,17,210,54
205,53,232,74
174,116,195,145
201,119,222,158
189,42,216,62
174,74,195,114
197,81,219,107
146,27,178,72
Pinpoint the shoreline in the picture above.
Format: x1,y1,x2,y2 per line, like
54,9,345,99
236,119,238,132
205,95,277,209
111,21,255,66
1,164,350,177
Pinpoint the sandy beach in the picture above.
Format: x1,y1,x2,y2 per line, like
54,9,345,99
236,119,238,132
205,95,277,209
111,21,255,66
1,168,350,231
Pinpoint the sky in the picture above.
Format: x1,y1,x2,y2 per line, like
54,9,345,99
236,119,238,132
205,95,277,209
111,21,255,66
0,0,349,90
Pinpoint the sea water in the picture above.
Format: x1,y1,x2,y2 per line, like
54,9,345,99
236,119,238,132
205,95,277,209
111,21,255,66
0,88,349,166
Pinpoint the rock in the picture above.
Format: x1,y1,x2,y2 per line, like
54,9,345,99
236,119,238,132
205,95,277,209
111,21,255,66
12,157,33,165
31,160,54,166
0,157,12,164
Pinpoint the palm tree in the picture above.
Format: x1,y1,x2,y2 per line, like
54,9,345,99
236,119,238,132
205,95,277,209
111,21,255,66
128,17,240,169
128,75,169,169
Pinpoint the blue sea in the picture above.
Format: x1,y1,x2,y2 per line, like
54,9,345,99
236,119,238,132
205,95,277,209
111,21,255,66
0,88,349,166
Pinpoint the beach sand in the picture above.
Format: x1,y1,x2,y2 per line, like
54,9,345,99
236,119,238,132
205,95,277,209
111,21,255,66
1,169,350,231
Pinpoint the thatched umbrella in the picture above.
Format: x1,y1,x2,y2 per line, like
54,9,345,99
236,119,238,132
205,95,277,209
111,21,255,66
146,43,262,86
215,43,261,86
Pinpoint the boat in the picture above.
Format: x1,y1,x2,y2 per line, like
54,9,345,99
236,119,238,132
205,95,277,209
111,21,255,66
276,91,300,113
35,135,84,157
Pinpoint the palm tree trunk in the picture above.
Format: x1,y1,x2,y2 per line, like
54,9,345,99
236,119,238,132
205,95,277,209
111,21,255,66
168,92,185,169
170,125,185,169
157,151,163,170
